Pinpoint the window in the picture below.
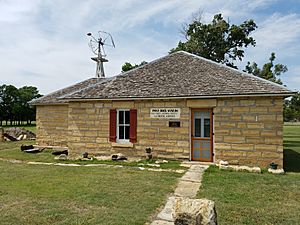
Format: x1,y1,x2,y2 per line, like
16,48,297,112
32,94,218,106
109,108,137,143
117,110,130,142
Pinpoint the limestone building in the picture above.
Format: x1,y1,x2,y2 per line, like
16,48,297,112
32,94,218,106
30,51,294,168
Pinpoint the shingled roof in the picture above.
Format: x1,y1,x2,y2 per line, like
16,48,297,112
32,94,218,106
30,78,103,105
31,51,293,105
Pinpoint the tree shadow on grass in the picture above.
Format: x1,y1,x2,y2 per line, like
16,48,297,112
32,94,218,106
284,149,300,172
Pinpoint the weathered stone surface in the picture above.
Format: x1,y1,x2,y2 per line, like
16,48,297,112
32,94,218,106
36,96,284,168
155,160,169,164
174,198,217,225
219,160,228,166
52,149,68,156
54,154,68,161
0,127,4,142
268,168,285,174
157,196,177,221
174,181,201,198
151,220,174,225
219,164,261,173
4,127,35,140
215,97,284,168
36,105,68,147
147,163,161,167
111,153,127,161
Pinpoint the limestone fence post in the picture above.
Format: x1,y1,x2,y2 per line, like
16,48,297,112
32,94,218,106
0,127,4,142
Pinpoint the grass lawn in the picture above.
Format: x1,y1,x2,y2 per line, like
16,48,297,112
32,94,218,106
283,124,300,172
198,166,300,225
198,125,300,225
0,160,181,225
0,140,183,170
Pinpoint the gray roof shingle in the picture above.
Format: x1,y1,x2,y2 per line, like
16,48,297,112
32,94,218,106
30,78,104,105
31,51,294,105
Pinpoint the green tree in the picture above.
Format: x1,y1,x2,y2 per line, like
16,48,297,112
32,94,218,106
283,92,300,122
18,86,42,124
170,13,257,68
0,85,19,125
244,53,287,84
121,61,147,72
0,84,42,126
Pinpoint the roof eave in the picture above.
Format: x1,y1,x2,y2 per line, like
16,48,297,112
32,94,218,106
59,92,296,102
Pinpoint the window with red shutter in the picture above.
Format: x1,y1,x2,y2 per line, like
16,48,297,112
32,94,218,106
111,108,137,143
109,109,117,142
129,109,137,143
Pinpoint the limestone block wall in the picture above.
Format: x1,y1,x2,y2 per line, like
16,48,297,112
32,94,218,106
67,100,190,159
36,105,68,147
214,97,284,168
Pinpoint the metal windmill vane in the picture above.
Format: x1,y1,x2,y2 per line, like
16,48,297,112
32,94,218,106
87,31,115,78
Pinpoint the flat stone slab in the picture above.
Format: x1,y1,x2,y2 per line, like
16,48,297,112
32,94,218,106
150,220,174,225
157,196,176,221
174,181,201,198
27,162,54,165
54,163,81,167
180,170,203,183
189,165,209,171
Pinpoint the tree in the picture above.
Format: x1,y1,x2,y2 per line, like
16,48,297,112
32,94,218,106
244,53,287,84
0,84,42,126
121,61,147,72
283,92,300,122
18,86,42,124
0,85,19,125
170,13,257,68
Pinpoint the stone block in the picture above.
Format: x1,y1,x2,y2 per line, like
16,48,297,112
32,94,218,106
250,107,268,113
224,136,245,143
261,151,281,158
220,122,236,128
264,137,282,145
186,99,217,108
242,115,256,122
247,123,264,129
230,130,242,135
153,102,165,107
242,130,260,137
258,115,276,122
240,99,255,106
214,143,231,150
232,106,249,114
231,143,254,151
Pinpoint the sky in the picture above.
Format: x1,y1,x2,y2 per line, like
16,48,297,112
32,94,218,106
0,0,299,95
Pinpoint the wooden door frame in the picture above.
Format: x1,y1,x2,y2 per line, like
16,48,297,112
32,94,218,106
191,108,213,162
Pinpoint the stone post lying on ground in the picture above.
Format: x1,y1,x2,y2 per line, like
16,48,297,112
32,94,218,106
0,127,4,142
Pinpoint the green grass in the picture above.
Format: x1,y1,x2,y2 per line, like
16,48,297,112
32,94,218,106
198,166,300,225
283,125,300,172
198,125,300,225
0,160,181,225
0,140,184,170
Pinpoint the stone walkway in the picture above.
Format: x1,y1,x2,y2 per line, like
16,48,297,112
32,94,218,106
151,165,209,225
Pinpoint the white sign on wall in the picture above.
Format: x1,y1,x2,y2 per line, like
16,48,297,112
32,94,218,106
150,108,181,119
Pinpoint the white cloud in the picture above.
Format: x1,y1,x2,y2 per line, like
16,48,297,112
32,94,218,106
0,0,298,94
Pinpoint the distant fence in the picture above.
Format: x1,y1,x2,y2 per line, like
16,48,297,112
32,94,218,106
284,122,300,126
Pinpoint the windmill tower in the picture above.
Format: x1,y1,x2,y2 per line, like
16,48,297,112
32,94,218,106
87,31,115,78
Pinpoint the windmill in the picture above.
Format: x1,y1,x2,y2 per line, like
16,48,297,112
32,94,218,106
87,31,115,78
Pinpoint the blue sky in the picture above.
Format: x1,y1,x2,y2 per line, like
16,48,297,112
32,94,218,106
0,0,299,94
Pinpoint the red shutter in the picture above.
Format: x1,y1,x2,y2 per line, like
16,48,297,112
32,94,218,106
109,109,117,142
130,109,137,143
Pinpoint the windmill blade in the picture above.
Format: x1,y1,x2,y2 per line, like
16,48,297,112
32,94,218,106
99,31,115,48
